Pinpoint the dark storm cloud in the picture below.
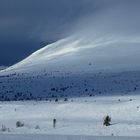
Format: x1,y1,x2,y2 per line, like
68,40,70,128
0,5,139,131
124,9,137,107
0,0,96,66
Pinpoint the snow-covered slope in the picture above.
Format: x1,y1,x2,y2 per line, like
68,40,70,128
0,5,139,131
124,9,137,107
0,36,140,101
0,1,140,101
2,35,140,73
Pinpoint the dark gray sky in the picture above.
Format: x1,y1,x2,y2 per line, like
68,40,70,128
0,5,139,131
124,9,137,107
0,0,96,66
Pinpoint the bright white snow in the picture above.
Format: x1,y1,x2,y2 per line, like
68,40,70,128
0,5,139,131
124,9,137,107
0,95,140,137
0,134,140,140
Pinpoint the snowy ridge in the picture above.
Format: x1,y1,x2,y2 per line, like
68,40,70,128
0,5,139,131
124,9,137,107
0,37,140,100
1,35,140,101
2,35,140,73
0,36,140,100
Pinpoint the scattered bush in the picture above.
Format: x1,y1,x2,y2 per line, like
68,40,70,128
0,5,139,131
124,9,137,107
35,125,40,129
103,115,111,126
64,98,68,102
16,121,24,128
1,125,7,132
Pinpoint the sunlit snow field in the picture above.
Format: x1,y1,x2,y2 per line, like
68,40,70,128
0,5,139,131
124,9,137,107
0,95,140,139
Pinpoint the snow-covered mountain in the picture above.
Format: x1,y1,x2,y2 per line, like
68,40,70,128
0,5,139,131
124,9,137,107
0,36,140,101
0,0,140,101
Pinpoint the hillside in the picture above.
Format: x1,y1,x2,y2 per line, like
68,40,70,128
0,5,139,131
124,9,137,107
0,37,140,101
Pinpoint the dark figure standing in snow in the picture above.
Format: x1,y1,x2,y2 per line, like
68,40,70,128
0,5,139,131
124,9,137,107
53,118,56,128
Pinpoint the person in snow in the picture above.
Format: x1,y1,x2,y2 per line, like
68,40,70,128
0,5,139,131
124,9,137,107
53,118,56,128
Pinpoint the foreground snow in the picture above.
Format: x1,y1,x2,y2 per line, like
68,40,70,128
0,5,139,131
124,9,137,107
0,134,140,140
0,95,140,137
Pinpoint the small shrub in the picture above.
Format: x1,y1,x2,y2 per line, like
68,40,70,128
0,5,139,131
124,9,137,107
64,98,68,102
7,128,10,132
16,121,24,128
103,115,111,126
1,125,7,132
35,125,40,129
